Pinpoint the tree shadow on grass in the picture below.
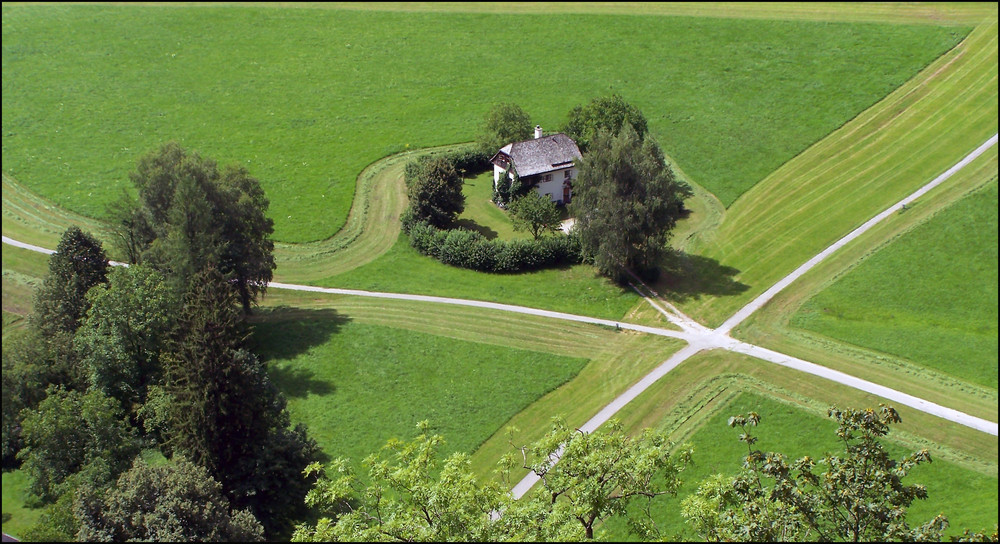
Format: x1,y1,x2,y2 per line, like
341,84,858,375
656,250,750,302
452,218,499,240
247,307,351,398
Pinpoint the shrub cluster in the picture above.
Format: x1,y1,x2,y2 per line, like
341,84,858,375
407,220,581,273
401,147,580,272
405,149,490,189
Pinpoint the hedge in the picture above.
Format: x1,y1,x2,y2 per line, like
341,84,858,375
405,220,581,273
401,148,580,272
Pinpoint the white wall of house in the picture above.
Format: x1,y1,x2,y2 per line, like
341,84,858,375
494,165,577,204
534,166,576,204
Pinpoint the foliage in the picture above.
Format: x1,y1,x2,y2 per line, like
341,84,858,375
404,156,466,229
509,192,563,239
16,387,139,505
74,456,264,542
162,268,320,535
111,142,275,313
562,94,649,152
75,264,176,415
30,226,110,338
293,419,690,541
572,125,691,281
478,102,533,155
20,487,79,542
682,405,954,542
505,417,692,540
2,330,51,469
406,220,581,273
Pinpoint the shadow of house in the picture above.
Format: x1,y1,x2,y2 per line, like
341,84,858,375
656,250,750,302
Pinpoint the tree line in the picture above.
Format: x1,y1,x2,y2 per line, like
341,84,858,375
3,143,318,541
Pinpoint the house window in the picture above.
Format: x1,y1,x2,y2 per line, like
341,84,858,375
542,174,552,182
564,170,572,179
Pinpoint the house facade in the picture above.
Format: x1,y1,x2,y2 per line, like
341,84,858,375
490,126,582,205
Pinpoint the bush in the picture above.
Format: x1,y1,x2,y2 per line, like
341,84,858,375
404,220,580,273
400,148,578,273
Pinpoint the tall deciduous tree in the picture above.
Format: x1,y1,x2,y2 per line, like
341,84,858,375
562,94,649,152
163,268,319,536
293,419,690,542
404,156,465,229
509,192,563,239
16,387,139,504
74,456,264,542
75,264,175,416
682,405,952,542
572,125,690,281
110,142,275,313
478,102,533,155
505,418,692,540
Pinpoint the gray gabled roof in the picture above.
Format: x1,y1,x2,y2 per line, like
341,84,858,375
491,133,582,177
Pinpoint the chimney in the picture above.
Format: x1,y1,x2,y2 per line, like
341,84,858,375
534,125,543,139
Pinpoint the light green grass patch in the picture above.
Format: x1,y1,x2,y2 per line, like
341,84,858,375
2,5,967,241
326,236,640,320
599,391,999,541
670,20,998,327
1,469,42,540
249,317,589,467
793,180,998,390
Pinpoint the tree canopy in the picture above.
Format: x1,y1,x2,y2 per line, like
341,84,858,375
562,94,649,152
571,124,690,281
509,192,563,239
478,102,533,155
17,387,139,504
110,142,275,313
682,405,957,542
163,268,320,535
292,418,690,542
31,226,109,339
403,156,466,229
74,456,264,542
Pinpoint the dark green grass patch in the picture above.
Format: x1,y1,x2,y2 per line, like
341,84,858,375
2,5,967,242
792,180,999,389
325,235,639,320
599,392,999,541
250,317,589,468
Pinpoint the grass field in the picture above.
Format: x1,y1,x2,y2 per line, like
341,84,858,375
324,236,643,320
792,180,998,390
598,390,999,540
3,3,998,540
731,146,998,422
665,20,998,327
249,316,589,468
2,4,968,242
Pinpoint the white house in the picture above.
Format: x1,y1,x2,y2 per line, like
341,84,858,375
490,125,582,205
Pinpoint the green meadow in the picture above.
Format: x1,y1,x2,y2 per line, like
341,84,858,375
792,180,998,390
668,20,998,327
598,390,999,541
249,316,589,468
2,4,968,242
3,3,998,540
